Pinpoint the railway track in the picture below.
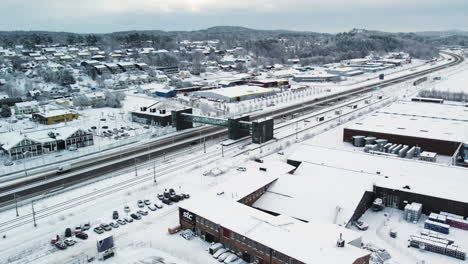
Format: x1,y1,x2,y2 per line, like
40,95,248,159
0,51,463,209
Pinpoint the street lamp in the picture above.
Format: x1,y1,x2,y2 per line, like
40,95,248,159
134,158,139,177
22,151,31,177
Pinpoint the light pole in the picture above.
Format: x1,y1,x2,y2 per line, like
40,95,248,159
203,137,206,154
31,200,37,227
221,144,224,158
134,158,138,177
153,160,157,184
22,151,30,177
14,193,19,217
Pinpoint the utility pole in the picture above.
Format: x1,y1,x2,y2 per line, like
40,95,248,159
134,158,138,177
153,161,157,184
203,137,206,154
221,144,224,158
14,193,19,217
32,200,37,227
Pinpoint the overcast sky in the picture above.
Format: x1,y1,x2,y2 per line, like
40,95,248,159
1,0,467,33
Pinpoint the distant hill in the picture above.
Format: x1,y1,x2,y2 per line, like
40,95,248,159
415,30,468,37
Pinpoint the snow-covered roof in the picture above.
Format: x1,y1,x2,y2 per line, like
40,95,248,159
254,162,374,226
288,144,468,204
0,132,35,151
179,172,368,263
195,85,274,98
346,101,468,144
36,110,77,118
15,101,39,108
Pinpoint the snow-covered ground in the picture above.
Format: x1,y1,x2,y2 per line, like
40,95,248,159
354,208,468,264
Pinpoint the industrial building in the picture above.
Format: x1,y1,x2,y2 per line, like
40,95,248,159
193,85,275,102
178,168,370,264
32,110,79,125
343,101,468,156
293,73,341,82
131,107,172,127
326,68,364,77
287,143,468,220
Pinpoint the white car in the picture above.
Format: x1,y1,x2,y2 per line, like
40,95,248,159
213,248,227,259
218,252,231,262
224,253,239,263
64,238,76,246
353,220,369,231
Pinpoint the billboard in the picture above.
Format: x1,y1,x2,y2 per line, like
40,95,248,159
97,236,114,253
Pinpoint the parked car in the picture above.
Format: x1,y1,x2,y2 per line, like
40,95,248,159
124,217,134,223
109,222,119,228
130,213,141,220
353,220,369,231
213,249,228,259
124,205,131,213
100,223,112,231
162,198,172,205
74,225,82,233
154,202,163,209
182,194,190,199
55,241,67,250
254,159,264,163
137,210,148,216
65,228,72,237
218,252,231,262
117,219,126,226
277,152,284,155
3,160,14,166
94,227,104,234
68,146,78,151
64,238,76,246
82,223,91,231
147,205,157,211
236,167,246,172
209,243,224,254
170,195,181,203
112,211,119,220
75,232,88,240
224,253,238,263
137,200,144,208
157,194,164,200
144,199,151,205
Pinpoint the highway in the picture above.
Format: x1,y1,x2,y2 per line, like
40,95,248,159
0,51,463,209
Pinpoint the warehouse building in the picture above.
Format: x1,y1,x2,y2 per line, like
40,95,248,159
194,85,275,102
32,110,79,125
343,101,468,156
287,144,468,220
326,68,364,77
131,107,172,127
293,73,341,83
178,170,370,264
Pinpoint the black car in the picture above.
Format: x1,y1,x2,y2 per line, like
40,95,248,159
162,197,172,205
157,194,164,200
182,193,190,199
163,191,170,198
170,195,181,203
130,213,141,220
113,211,119,220
169,188,176,195
65,228,72,238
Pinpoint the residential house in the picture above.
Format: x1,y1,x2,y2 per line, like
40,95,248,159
14,101,40,115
